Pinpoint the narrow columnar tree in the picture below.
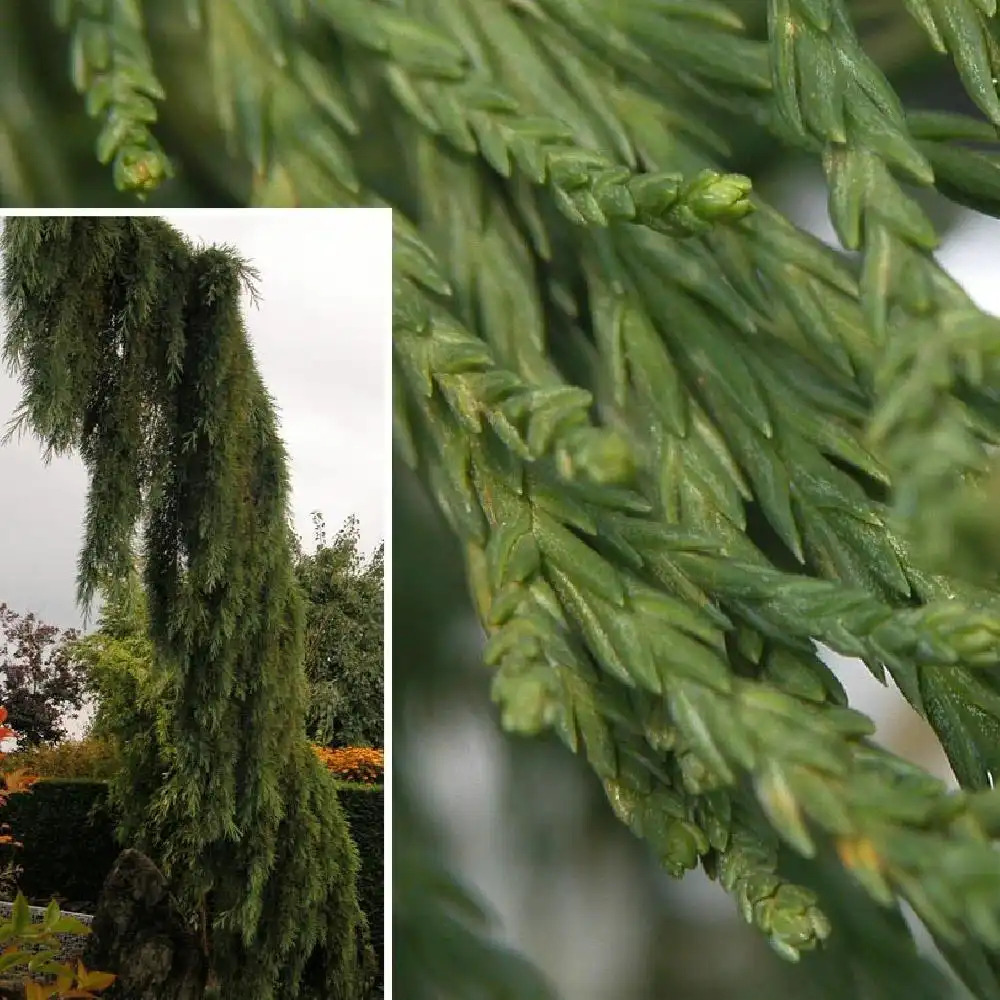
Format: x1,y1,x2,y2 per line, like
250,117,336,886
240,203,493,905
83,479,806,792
0,217,371,1000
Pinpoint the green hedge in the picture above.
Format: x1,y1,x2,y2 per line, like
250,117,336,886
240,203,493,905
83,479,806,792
337,783,384,966
0,779,119,907
0,778,384,958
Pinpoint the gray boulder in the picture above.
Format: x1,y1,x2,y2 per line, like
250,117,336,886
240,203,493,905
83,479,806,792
83,849,207,1000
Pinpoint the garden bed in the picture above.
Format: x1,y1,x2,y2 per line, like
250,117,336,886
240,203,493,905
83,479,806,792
0,901,93,990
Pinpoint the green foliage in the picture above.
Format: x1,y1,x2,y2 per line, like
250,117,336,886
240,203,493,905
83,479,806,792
0,717,115,998
0,4,757,216
1,219,371,1000
0,740,120,782
295,513,384,749
9,0,1000,997
0,894,112,998
336,783,384,974
53,0,172,195
0,779,377,1000
67,575,176,849
381,4,1000,999
0,781,118,909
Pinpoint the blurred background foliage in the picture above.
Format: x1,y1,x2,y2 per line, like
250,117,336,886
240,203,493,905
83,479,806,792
0,3,226,206
1,2,996,998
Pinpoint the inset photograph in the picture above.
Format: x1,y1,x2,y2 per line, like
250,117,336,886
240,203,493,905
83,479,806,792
0,211,387,1000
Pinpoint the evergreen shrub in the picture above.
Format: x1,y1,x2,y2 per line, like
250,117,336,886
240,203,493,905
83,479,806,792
0,739,120,781
0,780,117,908
337,784,384,973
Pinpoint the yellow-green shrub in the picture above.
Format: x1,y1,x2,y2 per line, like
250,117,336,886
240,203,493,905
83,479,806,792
0,738,121,781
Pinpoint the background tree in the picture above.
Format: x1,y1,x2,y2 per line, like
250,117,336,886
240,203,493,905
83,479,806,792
68,571,175,832
78,513,386,753
295,513,384,749
1,218,371,1000
0,603,87,747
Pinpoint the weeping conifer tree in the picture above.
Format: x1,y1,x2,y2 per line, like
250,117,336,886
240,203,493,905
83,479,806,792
0,217,372,1000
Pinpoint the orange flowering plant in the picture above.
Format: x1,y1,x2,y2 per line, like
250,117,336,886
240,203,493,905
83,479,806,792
0,707,115,999
312,745,384,785
0,706,38,850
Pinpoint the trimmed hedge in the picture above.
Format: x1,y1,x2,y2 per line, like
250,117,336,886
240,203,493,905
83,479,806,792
0,779,118,907
0,778,384,965
337,783,384,966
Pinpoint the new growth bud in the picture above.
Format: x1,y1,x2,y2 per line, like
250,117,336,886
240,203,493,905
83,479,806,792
684,169,754,221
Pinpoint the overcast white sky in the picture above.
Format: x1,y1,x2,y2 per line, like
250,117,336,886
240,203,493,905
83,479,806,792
0,210,390,632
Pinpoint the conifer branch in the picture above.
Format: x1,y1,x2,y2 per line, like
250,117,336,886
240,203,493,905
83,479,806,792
740,0,1000,576
472,7,919,603
518,1,1000,808
899,0,1000,125
320,1,753,235
551,0,1000,601
394,215,638,489
201,0,362,205
606,759,834,960
395,222,1000,963
389,17,1000,980
53,0,172,194
660,544,1000,668
468,423,1000,955
202,1,755,229
717,825,832,960
908,110,1000,220
531,0,1000,590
